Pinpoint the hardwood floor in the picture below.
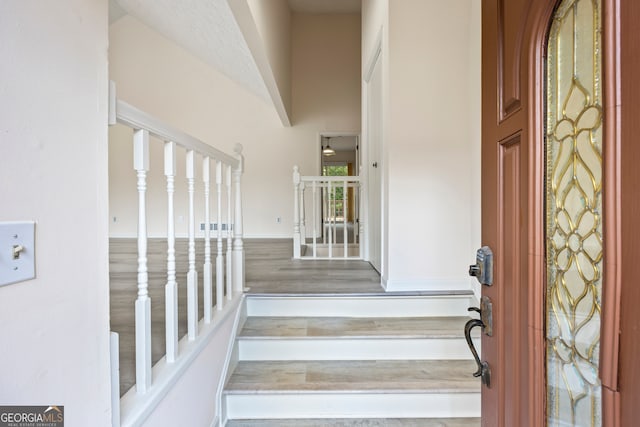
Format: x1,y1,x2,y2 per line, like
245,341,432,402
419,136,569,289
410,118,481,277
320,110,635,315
225,359,479,393
244,239,382,294
109,238,382,395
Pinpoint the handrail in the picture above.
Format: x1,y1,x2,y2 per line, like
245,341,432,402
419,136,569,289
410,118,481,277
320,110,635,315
109,83,244,426
115,100,239,168
300,175,362,182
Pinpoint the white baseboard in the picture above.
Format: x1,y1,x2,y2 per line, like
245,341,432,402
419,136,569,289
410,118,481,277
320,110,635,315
238,337,479,361
384,278,473,292
224,392,481,419
246,295,475,318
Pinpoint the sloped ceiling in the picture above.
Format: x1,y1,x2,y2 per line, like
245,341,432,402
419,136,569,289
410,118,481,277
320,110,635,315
109,0,361,126
112,0,271,103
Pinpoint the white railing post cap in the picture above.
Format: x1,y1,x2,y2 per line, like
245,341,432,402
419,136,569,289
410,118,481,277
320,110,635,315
293,165,301,184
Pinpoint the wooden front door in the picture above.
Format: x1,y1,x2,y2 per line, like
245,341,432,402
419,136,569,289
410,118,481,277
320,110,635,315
481,0,638,425
617,1,640,425
482,0,602,427
481,2,548,425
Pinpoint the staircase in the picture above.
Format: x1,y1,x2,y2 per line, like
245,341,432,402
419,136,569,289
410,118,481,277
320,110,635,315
220,293,481,426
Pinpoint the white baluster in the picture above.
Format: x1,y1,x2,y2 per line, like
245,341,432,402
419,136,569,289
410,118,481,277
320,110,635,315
312,180,317,258
300,182,306,246
322,183,326,245
354,181,359,243
186,150,198,340
216,160,224,311
359,180,365,259
233,144,245,293
333,184,337,253
203,157,212,324
226,164,233,300
343,179,348,257
327,181,332,258
133,129,151,393
293,166,301,258
165,142,178,362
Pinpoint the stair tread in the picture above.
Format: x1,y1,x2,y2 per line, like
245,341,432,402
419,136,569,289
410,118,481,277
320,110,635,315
225,418,481,426
224,360,480,394
239,316,477,339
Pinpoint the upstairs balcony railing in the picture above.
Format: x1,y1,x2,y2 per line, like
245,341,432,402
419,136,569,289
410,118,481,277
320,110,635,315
293,166,364,259
108,83,244,426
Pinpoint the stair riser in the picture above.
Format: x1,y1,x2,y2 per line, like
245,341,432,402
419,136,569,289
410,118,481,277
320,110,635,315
246,296,475,318
224,392,481,419
237,338,481,361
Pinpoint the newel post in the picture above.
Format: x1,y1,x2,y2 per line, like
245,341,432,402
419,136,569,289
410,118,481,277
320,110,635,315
233,144,245,293
293,166,301,258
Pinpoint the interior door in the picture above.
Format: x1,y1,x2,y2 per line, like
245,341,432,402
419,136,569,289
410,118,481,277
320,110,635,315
481,0,567,425
366,52,382,273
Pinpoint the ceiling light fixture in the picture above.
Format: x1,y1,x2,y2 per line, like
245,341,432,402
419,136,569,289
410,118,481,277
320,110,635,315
322,137,336,156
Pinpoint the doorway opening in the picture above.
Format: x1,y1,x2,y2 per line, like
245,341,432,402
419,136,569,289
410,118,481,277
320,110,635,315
318,133,360,249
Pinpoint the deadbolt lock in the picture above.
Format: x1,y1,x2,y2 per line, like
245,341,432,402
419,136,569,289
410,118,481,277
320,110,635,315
468,246,493,286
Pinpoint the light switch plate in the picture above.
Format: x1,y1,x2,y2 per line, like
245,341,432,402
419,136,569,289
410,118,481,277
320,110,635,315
0,221,36,287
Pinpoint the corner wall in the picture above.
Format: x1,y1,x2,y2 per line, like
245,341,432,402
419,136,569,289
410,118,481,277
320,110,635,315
0,1,112,424
362,0,482,292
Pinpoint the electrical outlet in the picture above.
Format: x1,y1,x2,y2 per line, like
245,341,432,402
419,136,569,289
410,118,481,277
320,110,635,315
276,217,281,224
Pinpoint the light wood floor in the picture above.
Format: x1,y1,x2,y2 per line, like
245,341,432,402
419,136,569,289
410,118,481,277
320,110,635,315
109,238,382,395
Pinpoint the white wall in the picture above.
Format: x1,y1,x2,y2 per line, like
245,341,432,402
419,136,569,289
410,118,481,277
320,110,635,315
0,1,112,425
109,14,361,238
141,302,239,426
247,0,292,117
468,0,482,297
291,14,362,128
362,0,482,291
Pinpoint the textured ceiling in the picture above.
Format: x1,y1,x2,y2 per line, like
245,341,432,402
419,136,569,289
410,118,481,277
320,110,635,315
112,0,271,103
109,0,362,115
288,0,361,14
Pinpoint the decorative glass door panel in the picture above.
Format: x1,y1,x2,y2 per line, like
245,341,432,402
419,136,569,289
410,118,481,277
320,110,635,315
545,0,603,425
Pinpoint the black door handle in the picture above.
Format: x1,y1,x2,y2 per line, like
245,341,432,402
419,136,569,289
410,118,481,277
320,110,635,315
464,308,491,387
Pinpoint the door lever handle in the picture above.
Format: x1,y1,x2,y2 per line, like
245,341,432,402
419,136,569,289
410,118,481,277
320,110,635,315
464,309,491,387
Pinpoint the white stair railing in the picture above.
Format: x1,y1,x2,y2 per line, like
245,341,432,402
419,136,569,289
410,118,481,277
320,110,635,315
109,84,245,426
293,166,363,259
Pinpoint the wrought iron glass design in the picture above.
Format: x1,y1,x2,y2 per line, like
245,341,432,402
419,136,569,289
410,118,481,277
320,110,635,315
545,0,603,425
